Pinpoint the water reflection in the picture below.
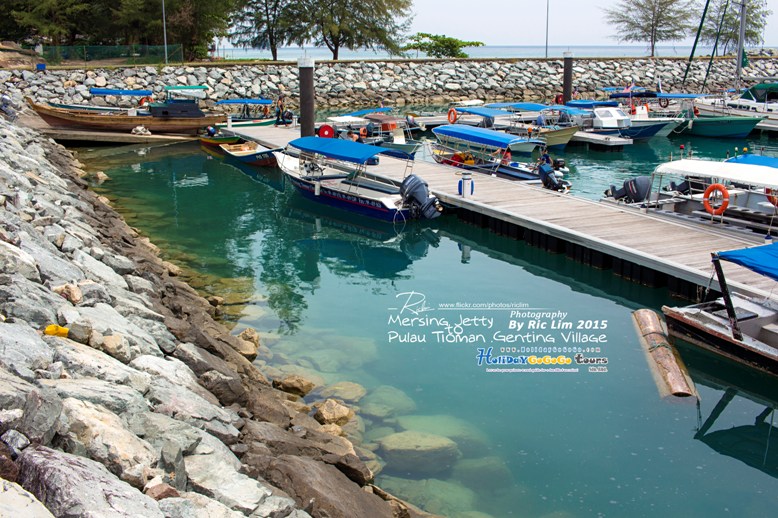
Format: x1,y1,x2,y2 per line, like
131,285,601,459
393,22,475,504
679,342,778,480
285,198,441,280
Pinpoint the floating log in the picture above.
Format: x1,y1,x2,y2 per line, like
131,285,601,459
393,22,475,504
632,309,699,399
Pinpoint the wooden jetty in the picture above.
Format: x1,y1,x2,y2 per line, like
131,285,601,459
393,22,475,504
235,124,776,300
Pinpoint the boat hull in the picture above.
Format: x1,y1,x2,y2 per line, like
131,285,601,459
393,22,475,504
220,142,279,167
199,135,242,147
28,98,225,134
677,116,763,138
287,175,406,222
662,304,778,377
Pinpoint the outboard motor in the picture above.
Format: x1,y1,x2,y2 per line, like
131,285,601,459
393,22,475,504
604,176,652,203
552,158,566,171
400,175,443,219
538,164,571,193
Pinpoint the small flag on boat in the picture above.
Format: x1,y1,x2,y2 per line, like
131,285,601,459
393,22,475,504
623,79,635,92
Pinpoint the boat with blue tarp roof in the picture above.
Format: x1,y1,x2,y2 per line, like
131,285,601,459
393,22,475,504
274,137,443,222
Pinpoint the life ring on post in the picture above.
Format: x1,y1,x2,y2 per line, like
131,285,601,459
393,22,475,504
138,96,153,107
317,124,335,138
765,187,778,207
447,108,458,124
554,94,564,105
703,183,730,216
658,97,669,109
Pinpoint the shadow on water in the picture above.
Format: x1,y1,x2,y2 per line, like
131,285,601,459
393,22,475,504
675,340,778,480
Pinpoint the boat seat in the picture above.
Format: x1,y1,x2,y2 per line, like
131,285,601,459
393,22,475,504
712,306,759,322
342,178,400,195
760,323,778,344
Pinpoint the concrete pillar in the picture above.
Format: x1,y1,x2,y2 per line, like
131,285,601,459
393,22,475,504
298,57,315,137
562,52,573,104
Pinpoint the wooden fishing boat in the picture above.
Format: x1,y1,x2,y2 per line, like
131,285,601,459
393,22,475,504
662,242,778,377
274,137,443,222
219,141,281,167
26,96,225,134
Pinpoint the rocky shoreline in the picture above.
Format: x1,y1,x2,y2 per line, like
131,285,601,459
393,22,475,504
2,54,777,109
0,116,434,516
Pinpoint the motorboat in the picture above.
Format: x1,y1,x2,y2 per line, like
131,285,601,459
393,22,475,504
662,241,778,376
602,154,778,238
274,137,443,222
213,98,277,127
430,125,571,192
219,141,281,167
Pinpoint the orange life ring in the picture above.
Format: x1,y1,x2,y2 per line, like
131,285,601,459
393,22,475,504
703,183,729,216
447,108,458,124
554,94,564,105
359,127,367,138
138,96,153,107
693,106,700,117
766,187,778,207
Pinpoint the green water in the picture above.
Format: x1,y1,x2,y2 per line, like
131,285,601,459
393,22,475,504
82,135,778,518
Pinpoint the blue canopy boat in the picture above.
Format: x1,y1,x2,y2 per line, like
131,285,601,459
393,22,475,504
274,137,442,221
430,125,571,191
662,242,778,376
433,122,545,154
214,98,277,127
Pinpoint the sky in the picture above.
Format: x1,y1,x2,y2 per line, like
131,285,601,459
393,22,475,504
409,0,778,47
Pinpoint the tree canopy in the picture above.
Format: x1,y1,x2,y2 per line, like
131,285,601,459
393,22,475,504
402,33,484,58
602,0,697,57
230,0,293,61
283,0,412,60
4,0,234,60
698,0,772,55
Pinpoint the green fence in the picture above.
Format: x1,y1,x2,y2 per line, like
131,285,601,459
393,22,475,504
41,45,184,65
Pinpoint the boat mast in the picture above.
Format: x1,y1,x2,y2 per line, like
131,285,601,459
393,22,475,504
711,253,743,341
734,0,748,89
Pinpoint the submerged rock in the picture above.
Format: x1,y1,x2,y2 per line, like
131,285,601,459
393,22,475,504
378,431,461,475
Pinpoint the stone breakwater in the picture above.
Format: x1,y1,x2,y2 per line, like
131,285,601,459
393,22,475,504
0,118,434,517
2,56,777,109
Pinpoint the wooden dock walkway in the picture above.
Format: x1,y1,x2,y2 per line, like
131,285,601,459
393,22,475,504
228,124,776,300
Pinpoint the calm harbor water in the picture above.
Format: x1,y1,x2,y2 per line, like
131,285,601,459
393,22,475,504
81,132,778,517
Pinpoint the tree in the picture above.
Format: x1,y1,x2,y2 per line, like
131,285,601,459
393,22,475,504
602,0,697,57
0,0,32,42
699,0,772,55
166,0,237,60
230,0,293,61
12,0,92,45
402,33,484,58
286,0,412,60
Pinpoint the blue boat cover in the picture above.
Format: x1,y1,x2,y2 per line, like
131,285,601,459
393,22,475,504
718,242,778,282
565,100,619,109
453,107,512,118
725,154,778,168
485,102,549,111
289,137,394,164
215,98,272,105
342,107,393,117
432,125,526,148
89,88,153,96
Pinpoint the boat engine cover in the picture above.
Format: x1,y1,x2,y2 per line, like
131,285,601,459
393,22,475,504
400,175,442,219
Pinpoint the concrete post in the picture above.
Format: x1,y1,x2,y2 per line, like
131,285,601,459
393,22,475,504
298,57,315,137
562,52,573,104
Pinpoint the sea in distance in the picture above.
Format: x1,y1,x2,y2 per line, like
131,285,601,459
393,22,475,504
215,44,720,61
79,128,778,517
